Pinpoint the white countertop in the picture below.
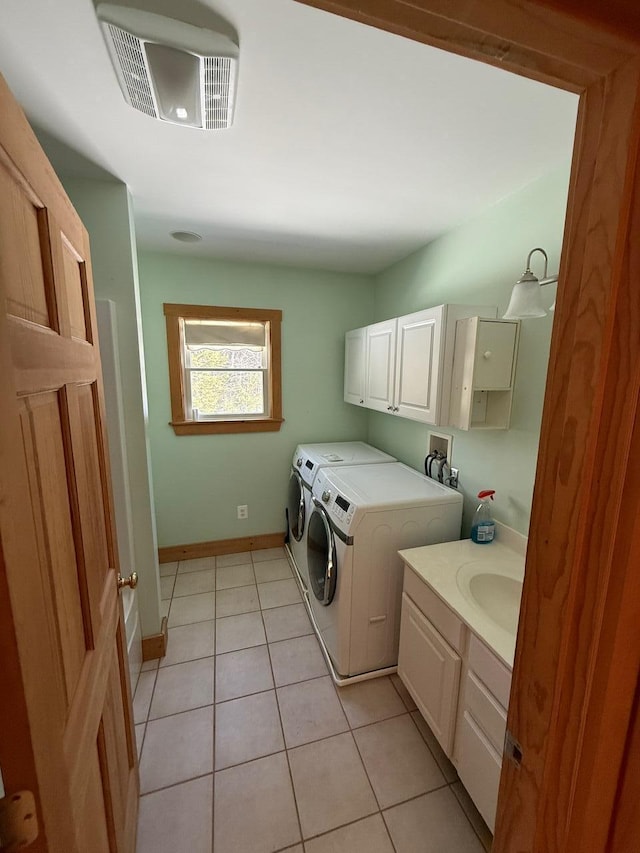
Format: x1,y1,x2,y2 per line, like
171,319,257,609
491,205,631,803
398,525,526,668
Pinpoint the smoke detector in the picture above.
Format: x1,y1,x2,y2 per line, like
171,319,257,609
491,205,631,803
97,4,238,129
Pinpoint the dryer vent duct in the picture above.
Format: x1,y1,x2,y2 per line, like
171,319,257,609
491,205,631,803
97,4,238,130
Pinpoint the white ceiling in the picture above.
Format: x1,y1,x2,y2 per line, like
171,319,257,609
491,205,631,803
0,0,578,274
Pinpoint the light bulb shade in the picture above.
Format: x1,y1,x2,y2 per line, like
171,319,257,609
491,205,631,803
503,280,547,320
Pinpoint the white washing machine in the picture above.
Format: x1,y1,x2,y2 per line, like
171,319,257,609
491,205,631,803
306,462,462,683
286,442,396,591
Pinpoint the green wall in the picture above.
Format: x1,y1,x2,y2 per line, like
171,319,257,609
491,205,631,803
138,254,373,548
139,166,569,547
63,178,162,636
368,166,571,535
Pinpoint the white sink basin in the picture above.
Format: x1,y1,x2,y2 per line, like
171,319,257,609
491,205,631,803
456,559,523,635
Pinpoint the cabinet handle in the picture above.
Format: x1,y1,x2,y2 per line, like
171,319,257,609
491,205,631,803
387,405,393,411
359,399,364,404
483,351,493,359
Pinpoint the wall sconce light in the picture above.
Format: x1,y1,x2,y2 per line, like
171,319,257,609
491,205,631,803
502,247,558,320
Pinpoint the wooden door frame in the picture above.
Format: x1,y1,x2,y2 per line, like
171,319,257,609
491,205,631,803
297,2,640,849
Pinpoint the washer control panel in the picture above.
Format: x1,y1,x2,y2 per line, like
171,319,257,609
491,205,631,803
313,470,357,533
332,492,355,526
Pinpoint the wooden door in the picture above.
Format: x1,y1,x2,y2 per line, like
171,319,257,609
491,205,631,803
0,74,138,852
296,1,640,850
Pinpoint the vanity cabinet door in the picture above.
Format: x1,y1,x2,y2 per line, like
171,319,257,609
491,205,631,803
344,327,366,405
454,639,511,833
398,592,461,754
456,711,503,832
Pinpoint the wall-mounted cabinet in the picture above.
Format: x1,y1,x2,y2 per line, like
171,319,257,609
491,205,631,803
344,327,367,406
449,317,520,430
344,304,497,426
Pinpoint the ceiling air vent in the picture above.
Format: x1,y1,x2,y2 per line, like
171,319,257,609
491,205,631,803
97,4,238,130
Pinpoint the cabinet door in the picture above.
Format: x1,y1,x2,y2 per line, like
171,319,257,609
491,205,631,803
365,319,396,413
456,711,502,832
472,320,518,390
398,592,461,754
394,306,444,423
344,327,366,405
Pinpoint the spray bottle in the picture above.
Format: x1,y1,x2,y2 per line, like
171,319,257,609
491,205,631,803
470,490,496,544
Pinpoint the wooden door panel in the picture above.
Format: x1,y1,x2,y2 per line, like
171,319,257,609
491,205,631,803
101,642,138,851
66,382,113,633
19,391,89,704
0,162,55,329
9,316,97,395
75,744,112,853
60,233,90,342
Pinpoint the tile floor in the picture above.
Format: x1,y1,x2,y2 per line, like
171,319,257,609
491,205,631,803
134,548,492,853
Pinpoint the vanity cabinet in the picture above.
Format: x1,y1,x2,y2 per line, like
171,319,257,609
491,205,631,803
398,564,512,833
345,303,496,426
454,635,511,831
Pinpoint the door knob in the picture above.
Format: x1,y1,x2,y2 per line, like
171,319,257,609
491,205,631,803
117,571,138,591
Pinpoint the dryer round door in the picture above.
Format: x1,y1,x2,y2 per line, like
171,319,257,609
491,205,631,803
287,470,305,542
307,501,337,606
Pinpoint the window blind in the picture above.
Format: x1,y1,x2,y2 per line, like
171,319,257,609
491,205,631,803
184,319,266,348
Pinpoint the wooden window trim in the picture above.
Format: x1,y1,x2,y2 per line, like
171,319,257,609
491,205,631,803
163,303,283,435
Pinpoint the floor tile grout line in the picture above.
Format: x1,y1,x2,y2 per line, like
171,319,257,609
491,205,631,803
403,709,449,786
409,709,460,784
379,807,399,853
139,770,214,800
147,696,215,724
449,779,493,851
348,714,387,814
260,601,305,847
297,808,399,849
134,663,160,728
152,653,216,674
388,671,417,714
170,582,215,852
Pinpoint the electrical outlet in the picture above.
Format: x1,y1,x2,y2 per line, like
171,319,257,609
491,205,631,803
237,505,248,520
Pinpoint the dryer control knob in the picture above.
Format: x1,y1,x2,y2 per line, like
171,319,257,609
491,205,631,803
321,490,331,503
296,457,302,467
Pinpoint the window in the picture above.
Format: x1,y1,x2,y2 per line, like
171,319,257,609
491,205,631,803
164,303,283,435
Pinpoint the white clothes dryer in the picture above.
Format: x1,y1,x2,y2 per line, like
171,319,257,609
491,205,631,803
286,442,395,591
306,462,462,683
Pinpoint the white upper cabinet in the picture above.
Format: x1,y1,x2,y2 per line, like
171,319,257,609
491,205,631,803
345,304,497,426
364,319,397,413
449,317,520,430
394,306,444,423
344,326,367,405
